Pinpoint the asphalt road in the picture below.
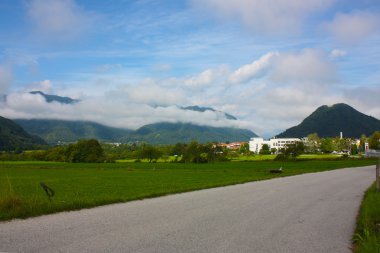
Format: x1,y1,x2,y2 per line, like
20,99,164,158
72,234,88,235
0,166,375,253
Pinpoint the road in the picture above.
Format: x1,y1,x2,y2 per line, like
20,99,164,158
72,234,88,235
0,166,375,253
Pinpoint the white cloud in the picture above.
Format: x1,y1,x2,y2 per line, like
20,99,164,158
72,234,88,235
122,79,187,106
0,64,12,93
27,0,95,41
3,49,379,137
27,80,53,92
4,49,39,73
153,64,172,72
342,86,380,114
190,0,334,35
184,66,229,89
228,52,277,84
0,91,240,130
324,11,380,44
271,49,336,84
330,49,347,58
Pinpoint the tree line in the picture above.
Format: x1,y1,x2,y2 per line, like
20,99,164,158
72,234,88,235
0,140,250,163
0,139,107,163
0,131,379,163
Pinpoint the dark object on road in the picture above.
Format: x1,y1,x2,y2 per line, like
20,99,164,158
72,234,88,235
270,167,283,173
40,182,55,199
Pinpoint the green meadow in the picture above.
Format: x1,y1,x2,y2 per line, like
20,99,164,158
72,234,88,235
0,159,377,221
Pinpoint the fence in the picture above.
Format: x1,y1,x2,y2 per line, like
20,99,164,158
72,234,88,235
365,149,380,158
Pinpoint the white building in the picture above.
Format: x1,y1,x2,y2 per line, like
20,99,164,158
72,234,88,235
249,137,301,154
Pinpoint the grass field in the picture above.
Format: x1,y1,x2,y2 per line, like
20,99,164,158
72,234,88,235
117,154,345,163
354,182,380,253
0,159,377,221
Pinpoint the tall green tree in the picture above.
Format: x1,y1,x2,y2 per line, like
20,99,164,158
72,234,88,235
359,134,367,152
182,141,203,163
320,138,335,153
350,144,358,155
284,142,305,158
368,131,380,149
139,144,162,162
259,144,271,155
67,139,105,163
239,143,250,155
305,133,321,153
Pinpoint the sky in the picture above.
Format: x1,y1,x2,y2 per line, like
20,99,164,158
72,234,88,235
0,0,379,137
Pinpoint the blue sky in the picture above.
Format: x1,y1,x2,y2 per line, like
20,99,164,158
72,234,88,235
0,0,379,137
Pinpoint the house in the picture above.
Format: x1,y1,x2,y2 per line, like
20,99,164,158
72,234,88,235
219,142,247,150
249,137,301,154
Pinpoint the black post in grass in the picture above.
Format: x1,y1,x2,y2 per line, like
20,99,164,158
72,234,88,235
40,182,55,201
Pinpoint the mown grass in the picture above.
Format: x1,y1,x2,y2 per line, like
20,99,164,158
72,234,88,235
0,159,376,221
354,182,380,253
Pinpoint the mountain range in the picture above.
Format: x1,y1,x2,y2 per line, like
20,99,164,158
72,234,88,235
14,119,256,145
277,103,380,138
4,91,379,146
12,91,253,144
123,122,255,144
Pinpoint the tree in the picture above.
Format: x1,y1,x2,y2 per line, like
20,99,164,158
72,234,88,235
239,143,250,155
139,144,162,162
320,138,335,153
284,142,305,158
67,139,105,163
350,144,358,155
171,143,186,156
368,131,380,149
359,134,367,153
179,141,216,163
305,133,320,153
334,137,351,152
182,141,203,163
45,146,67,162
259,144,271,155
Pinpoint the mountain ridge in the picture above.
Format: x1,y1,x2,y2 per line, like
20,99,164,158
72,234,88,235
29,91,79,104
0,116,47,151
277,103,380,138
124,122,256,144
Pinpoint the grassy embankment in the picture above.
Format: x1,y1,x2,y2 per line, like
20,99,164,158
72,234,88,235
0,159,376,221
354,182,380,252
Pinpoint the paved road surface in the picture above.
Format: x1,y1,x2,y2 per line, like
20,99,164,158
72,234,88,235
0,166,375,253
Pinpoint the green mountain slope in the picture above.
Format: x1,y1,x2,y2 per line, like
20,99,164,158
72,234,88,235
14,119,256,145
123,122,256,144
0,116,46,151
277,103,380,138
15,119,132,144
